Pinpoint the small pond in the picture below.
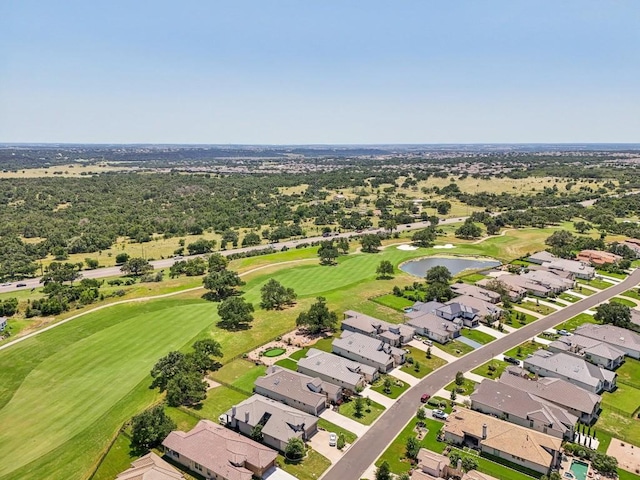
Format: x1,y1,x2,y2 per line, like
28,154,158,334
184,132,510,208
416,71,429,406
399,256,501,278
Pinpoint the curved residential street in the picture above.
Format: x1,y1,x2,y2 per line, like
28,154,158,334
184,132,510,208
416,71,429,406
322,268,640,480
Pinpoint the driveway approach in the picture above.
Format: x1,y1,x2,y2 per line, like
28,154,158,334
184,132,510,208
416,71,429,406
322,269,640,480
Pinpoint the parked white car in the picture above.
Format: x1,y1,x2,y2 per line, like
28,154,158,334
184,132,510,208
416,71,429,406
329,433,337,447
432,409,448,420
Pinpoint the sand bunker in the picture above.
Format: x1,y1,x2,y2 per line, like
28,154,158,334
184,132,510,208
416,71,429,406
397,244,418,251
433,244,455,249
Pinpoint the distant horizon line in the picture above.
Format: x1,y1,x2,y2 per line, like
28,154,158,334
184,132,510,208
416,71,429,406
2,142,640,147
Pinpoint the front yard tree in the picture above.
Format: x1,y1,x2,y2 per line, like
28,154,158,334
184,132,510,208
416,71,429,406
295,296,338,334
284,437,306,460
207,253,229,272
376,260,394,279
217,297,254,330
318,240,339,265
260,279,297,310
354,396,365,417
406,436,420,460
360,234,382,253
121,257,153,276
412,228,436,248
166,370,207,407
203,269,244,300
594,302,631,328
375,461,392,480
455,371,465,386
130,405,176,454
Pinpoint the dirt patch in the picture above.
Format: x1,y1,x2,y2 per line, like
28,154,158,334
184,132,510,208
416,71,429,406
247,328,330,366
205,378,221,391
607,437,640,475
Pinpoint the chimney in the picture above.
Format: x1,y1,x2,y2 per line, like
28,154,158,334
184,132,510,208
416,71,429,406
482,424,487,440
231,406,237,418
244,410,250,423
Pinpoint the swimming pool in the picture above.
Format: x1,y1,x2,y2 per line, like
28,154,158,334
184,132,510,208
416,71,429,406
570,460,589,480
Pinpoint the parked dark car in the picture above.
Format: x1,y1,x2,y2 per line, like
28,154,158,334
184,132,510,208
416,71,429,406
421,393,430,403
503,356,520,365
16,283,27,288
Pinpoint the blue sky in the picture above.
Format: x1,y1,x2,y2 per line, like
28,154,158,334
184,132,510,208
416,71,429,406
1,1,639,143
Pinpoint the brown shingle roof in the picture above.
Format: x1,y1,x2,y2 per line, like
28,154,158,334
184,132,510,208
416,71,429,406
116,452,185,480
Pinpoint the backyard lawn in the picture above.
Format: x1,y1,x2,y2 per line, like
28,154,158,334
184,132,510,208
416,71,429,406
471,359,511,379
274,358,298,371
210,359,266,394
437,340,475,357
372,294,414,311
376,417,446,474
504,340,545,359
445,378,477,396
188,386,250,422
449,448,541,480
601,384,640,416
371,375,410,399
401,346,447,378
518,301,557,316
460,273,487,284
555,312,599,332
337,397,385,425
615,358,640,389
460,328,496,345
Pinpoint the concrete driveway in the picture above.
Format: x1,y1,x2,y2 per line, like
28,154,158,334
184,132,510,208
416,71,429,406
309,430,346,464
319,409,369,437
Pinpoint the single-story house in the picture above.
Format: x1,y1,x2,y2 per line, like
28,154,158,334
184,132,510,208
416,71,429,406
443,408,562,475
415,448,459,479
523,350,616,394
436,301,480,327
451,284,501,304
547,335,625,370
574,323,640,359
621,239,640,258
254,366,341,416
522,269,574,293
481,274,550,298
163,420,278,480
545,259,595,280
444,295,504,325
0,316,7,332
332,330,405,373
576,250,623,266
498,368,601,424
470,379,577,440
405,312,461,344
297,348,374,392
116,452,185,480
528,251,559,265
342,310,415,346
222,395,318,452
477,278,526,302
411,301,446,315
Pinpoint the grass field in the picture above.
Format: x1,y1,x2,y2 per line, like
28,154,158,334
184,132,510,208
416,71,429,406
611,297,638,308
371,294,414,311
555,312,598,332
615,359,640,390
376,417,446,474
621,289,640,301
337,398,385,425
460,328,496,345
597,383,640,448
504,340,544,359
518,301,557,316
471,359,511,379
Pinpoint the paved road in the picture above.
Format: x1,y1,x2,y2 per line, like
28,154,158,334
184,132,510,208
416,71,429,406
0,217,466,294
322,268,640,480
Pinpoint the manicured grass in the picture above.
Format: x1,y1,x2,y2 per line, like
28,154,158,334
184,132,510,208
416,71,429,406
471,359,511,379
618,469,640,480
371,375,410,399
476,451,541,480
512,259,532,266
596,406,640,449
317,418,357,445
505,310,538,328
188,386,249,423
460,273,487,283
372,294,414,311
437,339,475,357
337,397,385,425
616,358,640,389
91,432,134,480
444,378,477,396
210,359,266,394
504,340,545,359
621,289,640,301
274,358,299,371
424,396,454,413
310,336,335,352
278,449,331,480
601,384,640,416
263,347,287,357
401,346,447,378
559,292,582,303
376,417,446,474
611,297,638,308
573,285,596,296
165,406,201,432
555,312,598,332
596,269,627,280
289,348,309,361
578,278,614,290
460,328,496,345
518,301,557,316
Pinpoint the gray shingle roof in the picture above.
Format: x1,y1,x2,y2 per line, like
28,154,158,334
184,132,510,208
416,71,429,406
333,331,403,365
297,348,367,385
406,312,461,336
254,367,333,409
574,323,640,352
524,351,615,388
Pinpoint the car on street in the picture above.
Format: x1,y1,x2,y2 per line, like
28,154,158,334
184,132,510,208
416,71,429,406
432,409,448,420
329,433,337,447
420,393,430,403
16,283,27,288
503,356,520,365
1,283,11,287
557,329,570,336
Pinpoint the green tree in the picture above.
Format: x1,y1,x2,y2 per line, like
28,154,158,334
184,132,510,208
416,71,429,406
397,473,411,480
121,257,153,276
166,370,207,407
375,461,392,480
594,302,631,328
450,389,457,402
41,262,82,285
436,201,451,215
455,218,483,239
115,252,130,265
318,241,339,265
217,297,255,330
296,297,338,334
405,435,420,460
574,221,592,234
241,232,262,247
360,234,382,253
426,266,452,284
426,346,432,359
260,278,297,310
383,377,393,394
0,298,19,317
412,228,436,248
203,269,244,300
84,258,99,269
354,396,365,417
416,407,427,420
337,433,345,450
376,260,394,279
250,424,264,441
207,253,229,272
425,282,454,302
455,371,465,386
150,351,187,391
130,405,176,454
461,456,478,472
336,237,350,254
187,238,216,255
284,437,306,460
221,230,239,248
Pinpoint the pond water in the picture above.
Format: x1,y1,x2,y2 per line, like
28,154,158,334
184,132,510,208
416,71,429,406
399,256,501,278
